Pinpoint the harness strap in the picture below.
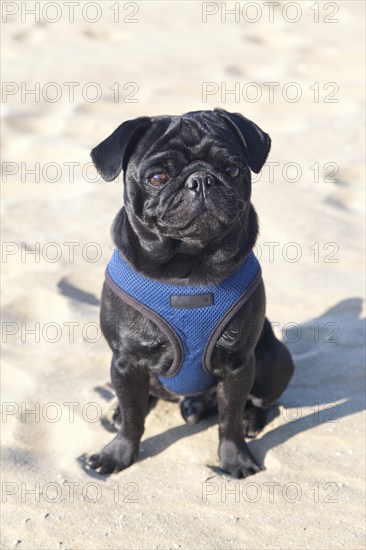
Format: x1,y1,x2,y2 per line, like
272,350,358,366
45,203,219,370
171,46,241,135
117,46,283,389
105,270,184,376
104,257,262,395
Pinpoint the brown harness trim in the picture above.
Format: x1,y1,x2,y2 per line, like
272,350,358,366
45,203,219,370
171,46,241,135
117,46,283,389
105,270,183,377
203,268,262,373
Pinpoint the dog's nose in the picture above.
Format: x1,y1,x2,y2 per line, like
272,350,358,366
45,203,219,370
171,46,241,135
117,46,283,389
186,172,216,196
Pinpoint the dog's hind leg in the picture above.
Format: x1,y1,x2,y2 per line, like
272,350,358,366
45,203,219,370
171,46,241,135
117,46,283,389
243,317,295,437
180,390,218,425
149,376,218,425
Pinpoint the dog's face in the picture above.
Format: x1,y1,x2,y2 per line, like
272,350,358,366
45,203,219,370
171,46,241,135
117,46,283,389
91,109,271,244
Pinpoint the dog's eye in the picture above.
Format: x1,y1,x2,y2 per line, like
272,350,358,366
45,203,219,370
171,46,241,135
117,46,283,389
149,172,169,186
225,165,239,177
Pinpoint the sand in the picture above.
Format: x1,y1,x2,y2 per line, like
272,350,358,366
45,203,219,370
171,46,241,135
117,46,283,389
1,1,365,549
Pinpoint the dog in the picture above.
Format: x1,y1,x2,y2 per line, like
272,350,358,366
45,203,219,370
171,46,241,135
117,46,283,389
87,109,294,478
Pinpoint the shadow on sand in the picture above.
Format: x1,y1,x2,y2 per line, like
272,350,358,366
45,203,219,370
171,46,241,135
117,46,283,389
80,297,365,477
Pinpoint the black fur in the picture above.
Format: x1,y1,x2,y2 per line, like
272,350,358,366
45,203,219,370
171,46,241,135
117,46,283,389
87,109,294,478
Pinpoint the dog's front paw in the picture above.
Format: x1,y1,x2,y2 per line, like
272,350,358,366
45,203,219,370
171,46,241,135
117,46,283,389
219,440,261,479
87,436,137,475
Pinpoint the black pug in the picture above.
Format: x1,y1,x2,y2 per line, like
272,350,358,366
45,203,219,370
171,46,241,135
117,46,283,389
87,109,294,478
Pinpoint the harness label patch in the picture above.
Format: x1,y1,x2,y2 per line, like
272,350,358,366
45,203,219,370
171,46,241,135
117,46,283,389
170,293,213,309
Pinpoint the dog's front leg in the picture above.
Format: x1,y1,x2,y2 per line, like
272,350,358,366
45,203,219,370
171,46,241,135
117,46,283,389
88,356,150,475
217,354,261,478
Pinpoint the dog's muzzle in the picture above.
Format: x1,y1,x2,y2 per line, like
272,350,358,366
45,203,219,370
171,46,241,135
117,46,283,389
185,171,217,198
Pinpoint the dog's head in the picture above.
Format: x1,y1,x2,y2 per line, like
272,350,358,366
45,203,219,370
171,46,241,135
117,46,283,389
91,109,270,244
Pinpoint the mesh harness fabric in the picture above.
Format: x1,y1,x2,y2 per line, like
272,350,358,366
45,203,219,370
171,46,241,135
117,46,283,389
105,249,261,396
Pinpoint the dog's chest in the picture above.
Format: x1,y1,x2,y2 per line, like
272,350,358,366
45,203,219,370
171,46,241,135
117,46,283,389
106,250,261,395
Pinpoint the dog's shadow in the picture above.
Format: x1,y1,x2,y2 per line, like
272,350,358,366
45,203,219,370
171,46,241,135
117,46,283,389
138,297,365,468
81,297,364,476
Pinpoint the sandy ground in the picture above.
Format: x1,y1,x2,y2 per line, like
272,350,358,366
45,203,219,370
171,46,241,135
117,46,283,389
1,1,365,549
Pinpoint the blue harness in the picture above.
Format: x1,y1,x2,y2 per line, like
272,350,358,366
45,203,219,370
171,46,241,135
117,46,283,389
106,250,261,396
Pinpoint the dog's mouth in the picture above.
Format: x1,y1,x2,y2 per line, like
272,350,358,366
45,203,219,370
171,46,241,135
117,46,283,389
154,185,245,240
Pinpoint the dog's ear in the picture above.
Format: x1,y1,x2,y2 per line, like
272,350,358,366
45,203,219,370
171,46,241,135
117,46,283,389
90,117,151,181
215,109,271,173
